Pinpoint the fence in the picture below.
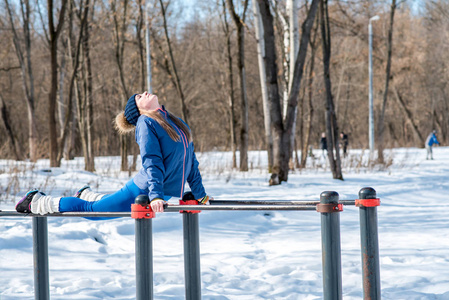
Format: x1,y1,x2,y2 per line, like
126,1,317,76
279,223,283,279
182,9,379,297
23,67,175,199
0,187,381,300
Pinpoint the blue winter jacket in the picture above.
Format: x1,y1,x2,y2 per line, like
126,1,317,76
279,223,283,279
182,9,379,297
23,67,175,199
426,133,440,147
132,107,206,201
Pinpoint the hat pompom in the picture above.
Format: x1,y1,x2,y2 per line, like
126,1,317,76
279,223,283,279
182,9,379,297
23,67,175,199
115,111,135,134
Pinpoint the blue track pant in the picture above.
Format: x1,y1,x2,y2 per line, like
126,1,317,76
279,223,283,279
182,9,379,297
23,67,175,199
59,179,170,213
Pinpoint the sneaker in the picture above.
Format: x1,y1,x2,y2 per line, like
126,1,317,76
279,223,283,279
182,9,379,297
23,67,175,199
74,185,91,198
16,190,39,213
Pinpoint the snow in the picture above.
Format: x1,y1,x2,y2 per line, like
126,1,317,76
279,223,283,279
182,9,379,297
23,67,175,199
1,147,449,299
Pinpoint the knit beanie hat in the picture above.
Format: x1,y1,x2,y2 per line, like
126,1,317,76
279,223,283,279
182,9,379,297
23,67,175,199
124,94,140,126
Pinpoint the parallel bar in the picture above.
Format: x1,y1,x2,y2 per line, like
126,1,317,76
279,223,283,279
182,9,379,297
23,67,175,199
0,211,131,217
0,200,358,217
164,205,317,211
210,200,321,205
212,200,357,206
359,187,381,300
33,217,49,300
320,191,343,300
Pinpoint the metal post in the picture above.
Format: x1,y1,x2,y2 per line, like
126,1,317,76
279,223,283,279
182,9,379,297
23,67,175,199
134,195,153,300
319,191,342,300
358,187,381,299
33,217,49,300
181,192,201,300
145,0,152,93
369,15,379,153
183,212,201,300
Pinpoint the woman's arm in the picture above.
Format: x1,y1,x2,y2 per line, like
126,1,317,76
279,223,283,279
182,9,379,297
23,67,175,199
136,119,166,201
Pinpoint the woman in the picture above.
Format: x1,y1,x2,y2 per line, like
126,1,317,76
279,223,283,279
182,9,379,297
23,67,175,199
16,92,211,215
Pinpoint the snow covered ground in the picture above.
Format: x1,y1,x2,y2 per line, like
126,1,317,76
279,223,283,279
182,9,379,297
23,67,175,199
1,147,449,299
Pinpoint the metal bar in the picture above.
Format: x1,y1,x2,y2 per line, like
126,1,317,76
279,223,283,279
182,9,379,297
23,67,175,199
210,200,321,205
320,191,342,300
0,200,359,218
183,213,201,300
33,217,49,300
135,196,153,300
0,211,131,217
212,200,357,206
165,205,317,211
359,187,381,300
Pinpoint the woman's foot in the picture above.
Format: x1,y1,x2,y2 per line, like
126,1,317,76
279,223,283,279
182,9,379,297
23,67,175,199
16,190,41,213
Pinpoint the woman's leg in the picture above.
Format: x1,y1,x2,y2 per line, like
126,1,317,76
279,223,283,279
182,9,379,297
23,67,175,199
59,180,147,212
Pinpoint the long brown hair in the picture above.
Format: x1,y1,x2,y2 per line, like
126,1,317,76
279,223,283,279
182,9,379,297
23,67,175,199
115,109,192,142
142,110,192,142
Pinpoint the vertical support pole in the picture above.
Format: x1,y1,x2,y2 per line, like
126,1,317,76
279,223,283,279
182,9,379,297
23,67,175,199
319,191,342,300
133,195,154,300
181,192,202,300
183,213,201,300
358,187,381,299
33,216,49,300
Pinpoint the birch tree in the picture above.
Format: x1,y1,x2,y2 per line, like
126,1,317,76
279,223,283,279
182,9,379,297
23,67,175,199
252,0,273,171
257,0,319,184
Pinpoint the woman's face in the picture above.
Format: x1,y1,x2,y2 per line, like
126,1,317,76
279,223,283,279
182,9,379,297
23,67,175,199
135,91,159,112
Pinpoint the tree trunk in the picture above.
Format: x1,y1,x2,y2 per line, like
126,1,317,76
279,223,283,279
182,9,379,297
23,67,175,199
252,0,273,171
5,0,37,161
377,0,396,164
226,0,249,172
392,84,425,146
222,0,238,169
47,0,68,167
300,17,319,169
57,0,87,165
320,0,343,180
258,0,319,184
83,0,95,172
111,0,130,172
0,94,23,160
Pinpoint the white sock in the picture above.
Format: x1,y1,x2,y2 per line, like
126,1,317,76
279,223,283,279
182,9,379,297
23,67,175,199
31,193,60,215
79,189,105,202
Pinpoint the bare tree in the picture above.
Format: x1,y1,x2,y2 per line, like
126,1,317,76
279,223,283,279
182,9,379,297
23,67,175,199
159,0,189,124
252,0,273,171
110,0,131,172
57,0,91,169
0,94,22,160
299,16,319,169
220,0,238,168
4,0,37,161
320,0,343,179
257,0,319,184
226,0,249,172
377,0,398,164
46,0,68,167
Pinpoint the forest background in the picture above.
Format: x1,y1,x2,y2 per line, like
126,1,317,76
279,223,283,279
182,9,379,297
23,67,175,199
0,0,446,182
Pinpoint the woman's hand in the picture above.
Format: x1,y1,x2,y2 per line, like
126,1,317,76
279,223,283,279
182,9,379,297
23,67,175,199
150,199,165,213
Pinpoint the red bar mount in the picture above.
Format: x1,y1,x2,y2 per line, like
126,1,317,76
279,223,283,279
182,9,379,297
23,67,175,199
179,200,200,214
355,198,381,207
131,204,156,219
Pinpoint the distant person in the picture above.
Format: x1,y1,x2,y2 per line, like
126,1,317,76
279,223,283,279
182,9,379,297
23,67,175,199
425,130,440,160
340,132,349,158
320,132,327,157
16,91,212,215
